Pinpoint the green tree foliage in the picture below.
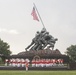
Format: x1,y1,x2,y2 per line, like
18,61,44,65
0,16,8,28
66,45,76,62
0,38,12,56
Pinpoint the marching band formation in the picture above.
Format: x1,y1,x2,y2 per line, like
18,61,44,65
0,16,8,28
31,59,63,67
5,59,30,67
5,58,64,67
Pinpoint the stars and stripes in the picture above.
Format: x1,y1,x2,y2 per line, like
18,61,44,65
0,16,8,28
31,7,39,21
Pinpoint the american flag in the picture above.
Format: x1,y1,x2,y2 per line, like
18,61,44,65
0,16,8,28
31,7,39,21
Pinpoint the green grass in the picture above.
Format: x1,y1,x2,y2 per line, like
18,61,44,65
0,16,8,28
0,70,76,75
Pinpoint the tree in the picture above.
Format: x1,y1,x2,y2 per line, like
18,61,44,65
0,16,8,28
0,38,12,56
65,45,76,62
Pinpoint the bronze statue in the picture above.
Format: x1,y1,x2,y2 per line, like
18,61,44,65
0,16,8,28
25,28,58,51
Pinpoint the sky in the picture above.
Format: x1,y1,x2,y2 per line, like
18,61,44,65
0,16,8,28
0,0,76,54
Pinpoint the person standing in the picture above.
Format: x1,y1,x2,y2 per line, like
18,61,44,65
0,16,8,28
25,61,29,71
25,59,30,71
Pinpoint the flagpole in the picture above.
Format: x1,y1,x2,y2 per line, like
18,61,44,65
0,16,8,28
33,3,46,29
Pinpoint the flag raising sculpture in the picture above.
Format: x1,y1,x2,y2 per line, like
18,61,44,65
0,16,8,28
25,3,58,51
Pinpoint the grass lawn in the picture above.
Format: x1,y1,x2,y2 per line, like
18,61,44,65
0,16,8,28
0,70,76,75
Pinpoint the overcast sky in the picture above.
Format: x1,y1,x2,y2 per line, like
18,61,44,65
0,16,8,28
0,0,76,54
